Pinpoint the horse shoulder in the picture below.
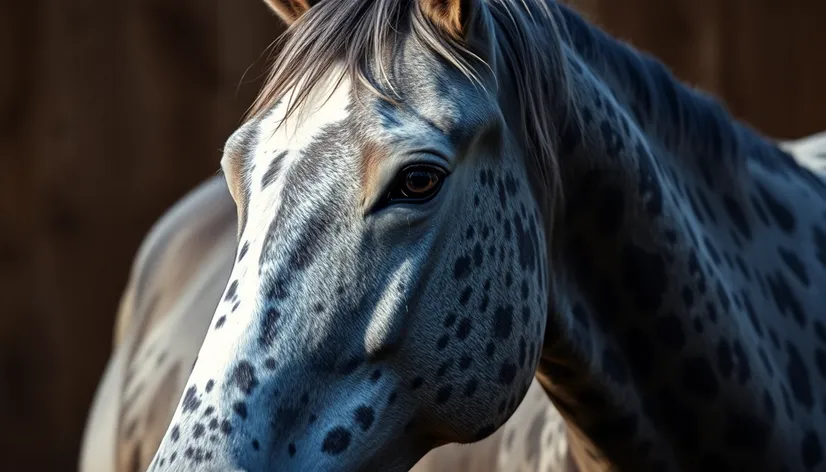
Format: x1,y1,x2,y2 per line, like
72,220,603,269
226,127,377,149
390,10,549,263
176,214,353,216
79,176,237,472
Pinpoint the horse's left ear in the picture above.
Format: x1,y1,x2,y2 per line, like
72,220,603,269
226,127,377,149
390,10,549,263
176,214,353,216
419,0,486,41
262,0,323,25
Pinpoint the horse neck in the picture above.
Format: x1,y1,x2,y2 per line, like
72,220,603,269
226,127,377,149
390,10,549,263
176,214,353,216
532,5,770,471
552,3,746,183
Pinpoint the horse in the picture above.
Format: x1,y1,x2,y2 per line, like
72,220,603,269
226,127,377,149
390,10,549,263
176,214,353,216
79,174,574,472
88,0,826,470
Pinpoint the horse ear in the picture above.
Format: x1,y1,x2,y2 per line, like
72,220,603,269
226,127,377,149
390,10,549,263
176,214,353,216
419,0,484,40
261,0,320,25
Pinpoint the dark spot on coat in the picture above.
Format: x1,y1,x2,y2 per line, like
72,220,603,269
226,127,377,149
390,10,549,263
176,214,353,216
220,419,232,435
232,401,248,419
785,341,814,410
435,385,453,404
456,318,472,340
354,406,374,431
225,280,239,301
493,305,514,340
182,386,201,413
321,427,351,455
261,151,287,189
258,307,281,347
766,271,806,327
453,256,472,280
238,242,250,262
777,247,809,286
756,183,796,233
437,334,450,350
231,361,258,395
463,378,478,397
722,195,752,240
498,362,517,385
513,215,537,272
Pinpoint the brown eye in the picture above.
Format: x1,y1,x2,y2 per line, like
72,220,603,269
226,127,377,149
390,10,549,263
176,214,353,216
381,164,447,207
403,169,439,196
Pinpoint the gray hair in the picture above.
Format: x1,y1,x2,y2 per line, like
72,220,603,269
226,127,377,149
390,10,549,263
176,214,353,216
248,0,581,234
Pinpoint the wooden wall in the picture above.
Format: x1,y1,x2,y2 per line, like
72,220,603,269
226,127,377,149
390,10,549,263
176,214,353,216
0,1,823,470
0,1,279,470
573,0,826,138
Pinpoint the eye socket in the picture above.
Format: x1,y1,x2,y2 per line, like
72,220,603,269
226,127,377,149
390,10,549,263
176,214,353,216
383,164,448,205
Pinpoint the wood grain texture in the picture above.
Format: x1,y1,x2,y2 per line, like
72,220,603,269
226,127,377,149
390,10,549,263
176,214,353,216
0,1,278,470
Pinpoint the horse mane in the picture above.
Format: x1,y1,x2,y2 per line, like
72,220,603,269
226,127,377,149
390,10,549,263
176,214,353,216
247,0,479,120
246,0,578,226
555,5,743,164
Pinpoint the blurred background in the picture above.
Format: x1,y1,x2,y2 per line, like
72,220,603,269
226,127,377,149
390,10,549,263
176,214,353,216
1,0,824,470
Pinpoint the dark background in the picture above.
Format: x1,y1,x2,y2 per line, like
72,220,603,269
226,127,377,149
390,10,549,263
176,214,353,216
1,0,824,470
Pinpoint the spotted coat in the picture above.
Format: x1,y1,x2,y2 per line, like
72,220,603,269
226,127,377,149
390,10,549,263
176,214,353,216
81,130,826,472
79,176,579,472
85,0,826,470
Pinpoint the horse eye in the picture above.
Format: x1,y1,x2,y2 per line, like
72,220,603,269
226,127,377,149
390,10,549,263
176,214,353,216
385,164,447,204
